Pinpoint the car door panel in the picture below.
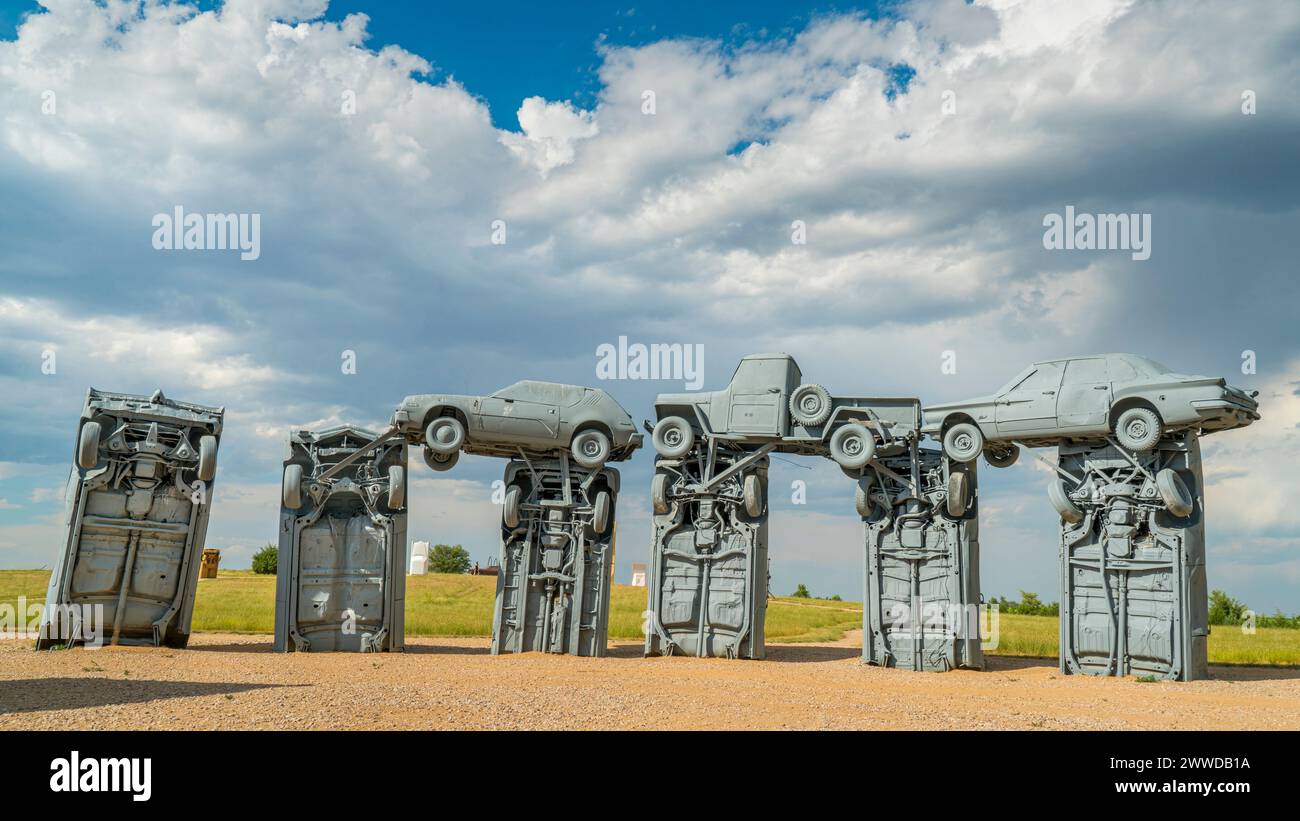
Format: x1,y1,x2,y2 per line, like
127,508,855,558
480,397,559,441
1057,357,1112,430
995,362,1064,434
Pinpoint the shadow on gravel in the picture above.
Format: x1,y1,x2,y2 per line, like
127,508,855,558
186,641,274,653
982,655,1300,681
760,645,861,663
0,678,290,714
402,644,491,656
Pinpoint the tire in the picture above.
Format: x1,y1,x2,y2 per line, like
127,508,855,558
742,473,764,517
829,423,875,469
197,435,218,482
572,428,611,469
855,476,873,519
943,422,984,463
423,448,459,472
984,444,1019,469
946,470,969,518
503,484,522,528
789,384,833,427
387,465,405,509
651,473,670,515
592,490,611,534
1156,468,1193,517
1048,479,1083,524
652,416,695,459
77,421,101,470
282,464,303,510
1114,406,1161,452
424,416,465,455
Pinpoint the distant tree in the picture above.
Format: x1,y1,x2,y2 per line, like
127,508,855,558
1208,590,1248,626
428,544,471,574
993,591,1059,616
792,584,811,599
1019,590,1044,615
251,543,277,575
829,594,843,602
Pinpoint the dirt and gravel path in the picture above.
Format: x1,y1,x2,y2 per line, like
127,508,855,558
3,634,1298,730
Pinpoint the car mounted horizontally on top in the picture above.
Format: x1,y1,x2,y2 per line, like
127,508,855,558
38,388,223,649
921,353,1260,466
649,353,920,471
391,380,643,472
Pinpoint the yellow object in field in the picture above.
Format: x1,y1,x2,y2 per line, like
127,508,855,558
199,548,221,579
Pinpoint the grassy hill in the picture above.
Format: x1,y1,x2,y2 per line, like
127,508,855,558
4,569,1297,664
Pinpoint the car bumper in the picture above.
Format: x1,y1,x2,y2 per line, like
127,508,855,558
1191,399,1260,430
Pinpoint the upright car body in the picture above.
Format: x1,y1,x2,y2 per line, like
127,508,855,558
38,389,223,648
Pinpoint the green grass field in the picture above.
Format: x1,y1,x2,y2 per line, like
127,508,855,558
3,569,1296,664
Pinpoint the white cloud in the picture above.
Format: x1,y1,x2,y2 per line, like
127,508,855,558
501,97,599,175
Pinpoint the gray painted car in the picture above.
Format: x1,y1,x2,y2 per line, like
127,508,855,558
275,425,407,652
38,388,223,649
391,380,642,472
921,353,1260,465
651,353,919,471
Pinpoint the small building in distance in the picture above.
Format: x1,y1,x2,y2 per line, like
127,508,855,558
199,548,221,579
630,562,647,587
409,540,430,575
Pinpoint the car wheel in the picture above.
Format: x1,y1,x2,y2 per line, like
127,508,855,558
1156,468,1193,517
592,490,611,534
829,423,875,469
855,476,873,519
651,473,670,515
572,429,611,469
423,447,459,472
789,384,833,427
943,422,984,463
197,435,218,482
946,470,969,518
387,465,405,509
1048,479,1083,523
77,421,101,470
742,473,764,517
984,444,1019,468
652,416,695,459
282,464,303,510
1114,406,1162,452
425,416,465,455
503,483,522,528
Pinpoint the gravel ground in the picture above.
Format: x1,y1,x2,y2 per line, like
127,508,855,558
3,632,1299,730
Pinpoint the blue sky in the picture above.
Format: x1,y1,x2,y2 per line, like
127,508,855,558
1,0,892,128
0,0,1298,612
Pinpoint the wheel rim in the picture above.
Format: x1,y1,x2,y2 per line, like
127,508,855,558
800,395,822,414
434,424,457,446
841,436,863,457
1126,418,1148,440
663,428,682,447
581,438,600,457
953,432,974,453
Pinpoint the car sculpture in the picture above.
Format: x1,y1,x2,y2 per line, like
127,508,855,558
276,425,407,653
921,353,1260,465
391,380,642,472
650,353,914,473
38,388,223,648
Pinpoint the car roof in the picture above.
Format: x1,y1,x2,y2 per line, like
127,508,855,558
1031,353,1132,365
